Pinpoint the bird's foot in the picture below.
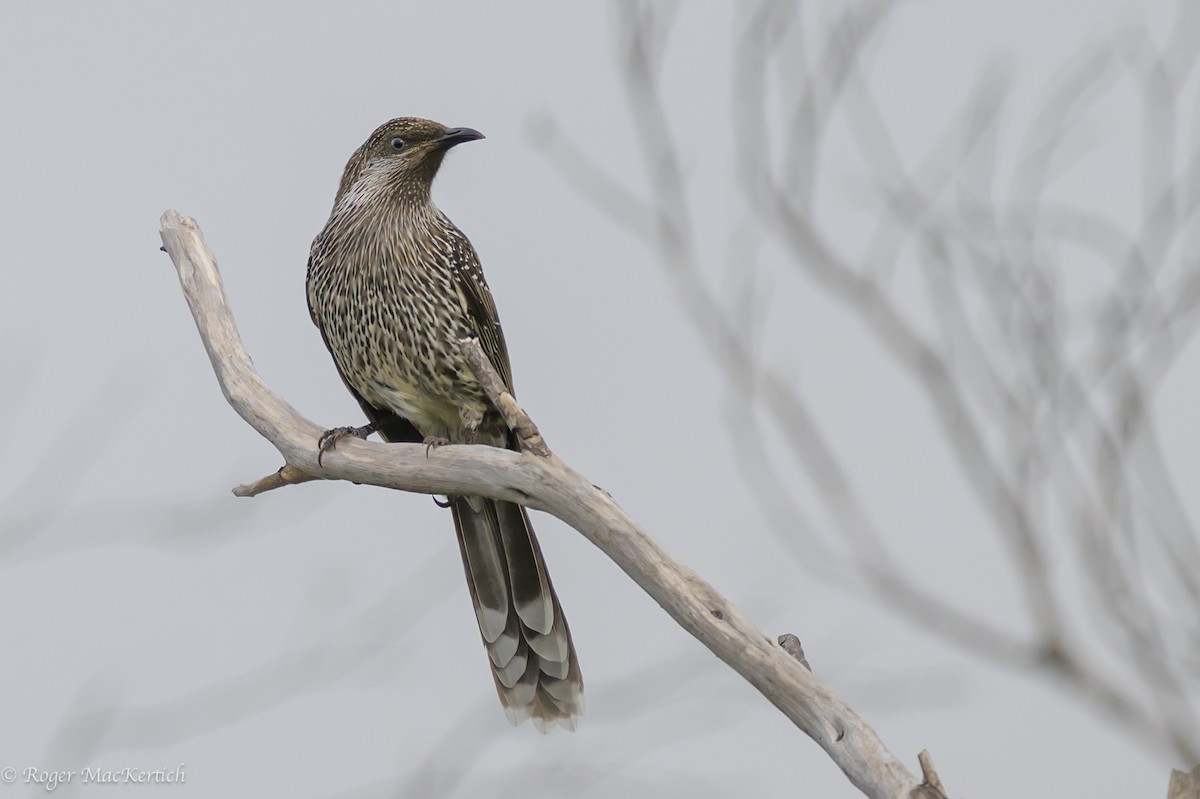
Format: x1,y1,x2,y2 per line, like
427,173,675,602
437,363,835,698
423,435,450,458
318,423,376,467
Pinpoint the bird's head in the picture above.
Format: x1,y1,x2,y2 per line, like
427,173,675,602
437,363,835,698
333,117,485,208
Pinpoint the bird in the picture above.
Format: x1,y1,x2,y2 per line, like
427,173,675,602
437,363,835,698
305,117,583,731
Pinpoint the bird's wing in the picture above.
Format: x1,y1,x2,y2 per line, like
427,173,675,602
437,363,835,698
449,233,515,394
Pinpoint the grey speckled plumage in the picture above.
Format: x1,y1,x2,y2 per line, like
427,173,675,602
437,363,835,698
306,117,583,731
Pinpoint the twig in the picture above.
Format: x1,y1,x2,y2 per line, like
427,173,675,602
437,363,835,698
232,465,318,498
913,751,949,799
458,337,550,457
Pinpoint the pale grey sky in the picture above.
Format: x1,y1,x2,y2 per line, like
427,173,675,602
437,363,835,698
0,1,1194,797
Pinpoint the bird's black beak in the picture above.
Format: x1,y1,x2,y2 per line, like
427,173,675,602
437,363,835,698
437,127,485,148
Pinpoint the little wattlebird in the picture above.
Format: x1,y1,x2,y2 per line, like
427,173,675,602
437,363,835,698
306,117,583,731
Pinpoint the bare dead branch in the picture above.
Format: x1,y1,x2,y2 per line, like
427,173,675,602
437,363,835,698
159,209,936,798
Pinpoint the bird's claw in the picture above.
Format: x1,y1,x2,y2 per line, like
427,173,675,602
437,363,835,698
423,435,450,458
318,424,375,467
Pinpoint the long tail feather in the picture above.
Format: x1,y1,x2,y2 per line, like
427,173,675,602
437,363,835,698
451,497,584,731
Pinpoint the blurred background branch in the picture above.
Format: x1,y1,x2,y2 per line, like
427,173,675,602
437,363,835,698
539,0,1200,766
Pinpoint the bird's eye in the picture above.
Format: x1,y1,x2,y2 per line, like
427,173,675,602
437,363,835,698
390,137,406,151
